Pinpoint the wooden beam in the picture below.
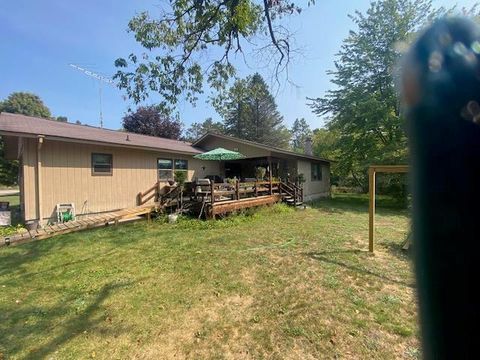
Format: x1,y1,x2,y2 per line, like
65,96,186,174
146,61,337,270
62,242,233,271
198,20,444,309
369,167,376,252
369,165,409,173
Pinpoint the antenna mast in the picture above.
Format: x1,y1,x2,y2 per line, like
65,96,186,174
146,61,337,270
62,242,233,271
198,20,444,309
69,64,114,128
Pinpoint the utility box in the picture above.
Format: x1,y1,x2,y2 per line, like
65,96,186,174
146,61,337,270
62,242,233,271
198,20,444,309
0,202,11,226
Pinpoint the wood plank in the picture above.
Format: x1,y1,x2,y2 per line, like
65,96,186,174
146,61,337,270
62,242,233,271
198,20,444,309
370,165,409,173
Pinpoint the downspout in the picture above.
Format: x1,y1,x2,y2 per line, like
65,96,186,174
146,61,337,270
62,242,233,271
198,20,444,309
36,135,44,225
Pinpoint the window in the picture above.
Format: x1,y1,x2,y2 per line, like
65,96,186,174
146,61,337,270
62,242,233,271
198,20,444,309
157,159,189,180
92,153,113,175
175,159,188,171
158,159,173,180
311,163,322,181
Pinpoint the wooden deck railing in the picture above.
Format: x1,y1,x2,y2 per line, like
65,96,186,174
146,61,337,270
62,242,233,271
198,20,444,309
208,180,281,204
137,181,161,205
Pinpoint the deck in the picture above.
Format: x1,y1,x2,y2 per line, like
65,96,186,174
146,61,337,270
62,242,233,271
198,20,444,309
1,203,160,247
1,180,304,247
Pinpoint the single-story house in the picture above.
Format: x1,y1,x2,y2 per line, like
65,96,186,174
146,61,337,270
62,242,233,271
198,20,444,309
0,112,331,225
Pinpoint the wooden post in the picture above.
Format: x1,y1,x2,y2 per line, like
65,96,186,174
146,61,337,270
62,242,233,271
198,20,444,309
235,179,240,200
369,167,376,252
268,158,273,195
254,181,258,197
210,181,215,205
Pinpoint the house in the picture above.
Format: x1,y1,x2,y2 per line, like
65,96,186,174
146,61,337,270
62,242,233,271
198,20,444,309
0,112,331,225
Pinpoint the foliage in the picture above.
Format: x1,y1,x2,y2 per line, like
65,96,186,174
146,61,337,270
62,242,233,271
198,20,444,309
255,166,266,180
0,224,25,237
296,173,306,184
122,105,183,139
0,92,52,185
174,170,187,187
308,0,436,190
214,73,290,148
0,92,51,118
184,117,225,142
113,0,306,113
290,118,312,153
55,116,68,122
0,138,18,186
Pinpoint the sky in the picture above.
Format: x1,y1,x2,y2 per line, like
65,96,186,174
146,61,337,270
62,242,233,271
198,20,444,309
0,0,476,132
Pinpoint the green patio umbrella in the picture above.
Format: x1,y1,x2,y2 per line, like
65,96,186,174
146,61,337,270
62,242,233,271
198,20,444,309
193,147,245,161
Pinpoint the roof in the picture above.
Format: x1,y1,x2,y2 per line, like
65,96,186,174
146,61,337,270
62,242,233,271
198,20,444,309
0,112,202,155
193,133,332,163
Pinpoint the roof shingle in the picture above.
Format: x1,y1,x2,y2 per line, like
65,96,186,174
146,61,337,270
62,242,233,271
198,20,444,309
0,112,201,154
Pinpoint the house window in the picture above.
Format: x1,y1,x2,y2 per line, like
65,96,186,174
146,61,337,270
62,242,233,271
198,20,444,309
158,159,173,180
92,153,113,175
175,159,188,171
311,163,322,181
157,159,189,180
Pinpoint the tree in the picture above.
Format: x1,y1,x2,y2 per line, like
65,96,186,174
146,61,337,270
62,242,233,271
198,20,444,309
215,73,290,148
184,117,225,142
290,118,312,153
113,0,308,113
308,0,438,190
56,116,68,122
312,128,340,184
122,106,183,139
0,92,52,185
0,92,51,118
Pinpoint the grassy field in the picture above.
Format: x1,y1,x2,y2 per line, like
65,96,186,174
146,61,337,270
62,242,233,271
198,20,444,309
0,194,418,359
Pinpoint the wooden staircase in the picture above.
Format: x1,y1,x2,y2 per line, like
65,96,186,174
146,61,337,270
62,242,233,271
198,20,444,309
280,181,304,207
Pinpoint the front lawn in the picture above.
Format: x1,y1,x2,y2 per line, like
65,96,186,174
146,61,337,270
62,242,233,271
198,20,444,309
0,194,418,359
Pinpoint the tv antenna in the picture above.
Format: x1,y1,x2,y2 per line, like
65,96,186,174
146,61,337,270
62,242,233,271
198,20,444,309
69,64,115,128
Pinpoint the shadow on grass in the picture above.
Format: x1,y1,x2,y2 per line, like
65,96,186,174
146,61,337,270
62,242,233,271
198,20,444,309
1,281,135,359
0,248,119,284
305,250,415,289
0,223,142,279
381,240,412,262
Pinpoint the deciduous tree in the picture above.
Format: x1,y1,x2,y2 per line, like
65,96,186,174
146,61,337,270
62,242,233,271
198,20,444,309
308,0,436,189
114,0,309,113
184,117,225,142
122,106,183,139
0,92,51,118
0,92,52,185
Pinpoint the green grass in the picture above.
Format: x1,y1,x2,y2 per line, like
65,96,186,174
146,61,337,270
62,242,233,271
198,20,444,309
0,194,418,359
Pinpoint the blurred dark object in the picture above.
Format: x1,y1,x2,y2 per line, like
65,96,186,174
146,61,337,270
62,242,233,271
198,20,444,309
404,17,480,359
205,175,224,183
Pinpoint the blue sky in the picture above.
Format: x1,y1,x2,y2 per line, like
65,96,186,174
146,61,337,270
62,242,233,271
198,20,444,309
0,0,475,131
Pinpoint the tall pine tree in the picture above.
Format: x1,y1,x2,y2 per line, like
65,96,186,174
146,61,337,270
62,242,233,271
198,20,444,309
215,73,290,148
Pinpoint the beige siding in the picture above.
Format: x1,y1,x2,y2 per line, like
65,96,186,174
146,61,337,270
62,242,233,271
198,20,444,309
22,139,219,223
297,160,331,200
198,137,271,158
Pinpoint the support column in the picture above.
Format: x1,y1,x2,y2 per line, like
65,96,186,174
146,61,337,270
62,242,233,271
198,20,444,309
368,167,376,252
268,157,273,195
36,136,44,226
